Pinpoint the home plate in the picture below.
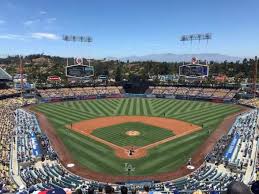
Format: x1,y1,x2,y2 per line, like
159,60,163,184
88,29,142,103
67,163,75,168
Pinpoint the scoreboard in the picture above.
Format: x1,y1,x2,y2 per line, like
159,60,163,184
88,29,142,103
179,64,209,78
66,65,94,78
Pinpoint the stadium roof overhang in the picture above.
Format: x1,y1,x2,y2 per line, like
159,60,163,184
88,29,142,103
0,67,12,81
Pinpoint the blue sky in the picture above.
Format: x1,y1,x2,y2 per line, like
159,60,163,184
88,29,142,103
0,0,258,58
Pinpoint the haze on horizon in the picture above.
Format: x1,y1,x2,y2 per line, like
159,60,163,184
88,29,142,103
0,0,258,59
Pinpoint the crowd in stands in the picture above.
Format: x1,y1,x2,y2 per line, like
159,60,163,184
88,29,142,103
164,110,258,193
0,88,19,97
0,92,258,193
239,98,259,109
206,110,258,170
148,86,239,100
37,86,123,99
0,106,18,192
0,97,36,108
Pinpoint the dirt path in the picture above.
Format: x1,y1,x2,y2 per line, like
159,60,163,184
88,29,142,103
69,116,201,159
71,116,201,136
32,105,249,183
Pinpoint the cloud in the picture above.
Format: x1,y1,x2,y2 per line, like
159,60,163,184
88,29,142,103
31,32,60,40
24,19,40,26
40,11,47,15
0,20,6,25
46,17,57,24
0,34,25,40
0,32,60,41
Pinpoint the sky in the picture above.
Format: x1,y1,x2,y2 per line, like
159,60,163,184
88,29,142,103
0,0,259,58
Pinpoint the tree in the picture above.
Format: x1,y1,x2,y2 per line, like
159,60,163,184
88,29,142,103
115,65,123,82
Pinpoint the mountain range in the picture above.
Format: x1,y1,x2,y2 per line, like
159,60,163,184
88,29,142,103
107,53,244,63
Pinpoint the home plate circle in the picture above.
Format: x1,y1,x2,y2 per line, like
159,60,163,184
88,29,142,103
126,130,140,136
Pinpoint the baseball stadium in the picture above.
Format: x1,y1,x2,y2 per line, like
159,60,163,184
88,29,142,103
1,1,259,194
1,71,259,193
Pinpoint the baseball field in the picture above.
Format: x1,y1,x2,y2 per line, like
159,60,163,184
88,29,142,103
34,98,241,178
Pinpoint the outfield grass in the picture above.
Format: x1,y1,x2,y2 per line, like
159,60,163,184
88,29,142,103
92,122,174,147
34,98,241,176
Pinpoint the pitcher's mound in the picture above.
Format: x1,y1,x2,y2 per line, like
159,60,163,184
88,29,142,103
126,130,140,136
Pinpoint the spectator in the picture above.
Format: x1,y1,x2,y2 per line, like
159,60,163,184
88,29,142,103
226,181,253,194
251,181,259,194
104,185,112,194
88,187,95,194
120,186,127,194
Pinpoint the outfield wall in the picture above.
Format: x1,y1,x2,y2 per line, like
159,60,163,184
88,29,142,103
40,93,235,105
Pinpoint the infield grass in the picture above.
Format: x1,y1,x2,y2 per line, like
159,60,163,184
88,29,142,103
92,122,174,147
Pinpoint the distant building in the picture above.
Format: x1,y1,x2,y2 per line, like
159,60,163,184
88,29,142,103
158,74,179,82
213,74,228,83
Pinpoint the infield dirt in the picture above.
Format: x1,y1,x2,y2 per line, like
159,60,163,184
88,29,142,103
68,116,202,159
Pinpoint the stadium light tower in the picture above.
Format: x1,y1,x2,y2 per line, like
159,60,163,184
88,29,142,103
62,34,93,66
180,33,212,44
62,35,93,43
62,34,95,80
253,56,258,98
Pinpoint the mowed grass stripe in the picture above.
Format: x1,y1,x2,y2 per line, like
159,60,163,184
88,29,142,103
71,101,85,112
136,98,141,115
193,101,211,110
144,98,153,115
178,101,197,112
54,103,96,115
101,99,119,108
154,130,207,153
184,101,202,112
76,101,94,113
162,100,180,115
63,138,122,174
132,98,137,115
98,99,119,110
75,101,90,112
179,105,236,121
40,104,95,120
61,129,112,153
47,104,98,119
115,99,125,115
170,103,229,118
151,99,169,110
151,99,171,107
107,99,121,107
185,107,238,124
191,108,239,124
35,108,73,125
90,100,113,116
118,99,129,115
173,101,193,114
36,106,89,123
154,100,176,115
96,100,117,115
160,100,186,115
152,99,171,110
124,98,132,115
129,98,135,115
84,100,105,115
140,98,146,115
163,100,183,113
139,140,203,171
